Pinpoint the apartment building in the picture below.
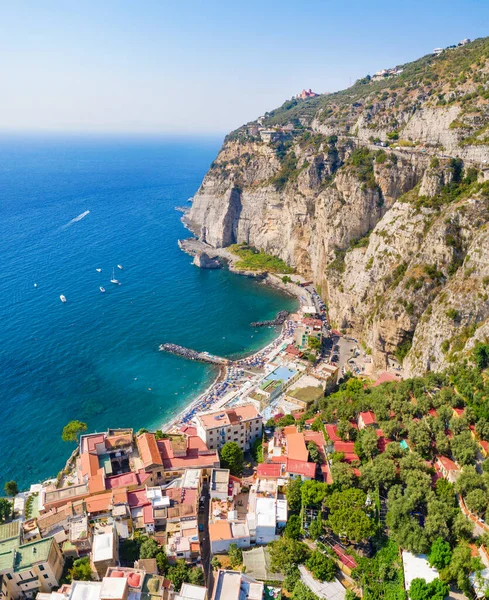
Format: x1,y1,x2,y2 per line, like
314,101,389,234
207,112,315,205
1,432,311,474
195,404,262,452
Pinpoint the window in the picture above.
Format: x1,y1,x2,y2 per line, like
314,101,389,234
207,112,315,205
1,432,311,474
43,575,49,580
6,575,12,581
156,472,161,478
39,566,44,572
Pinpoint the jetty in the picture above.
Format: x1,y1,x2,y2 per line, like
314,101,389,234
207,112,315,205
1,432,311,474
251,310,289,328
159,343,231,365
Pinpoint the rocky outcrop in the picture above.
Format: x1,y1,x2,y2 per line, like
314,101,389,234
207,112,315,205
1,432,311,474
193,251,222,269
185,39,489,375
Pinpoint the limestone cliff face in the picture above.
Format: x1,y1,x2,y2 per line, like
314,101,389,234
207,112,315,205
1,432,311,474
186,38,489,375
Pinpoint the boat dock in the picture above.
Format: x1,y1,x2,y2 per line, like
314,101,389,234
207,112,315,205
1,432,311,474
159,343,231,365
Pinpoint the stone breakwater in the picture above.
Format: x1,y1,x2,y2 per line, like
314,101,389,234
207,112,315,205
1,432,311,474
250,309,289,328
159,343,231,365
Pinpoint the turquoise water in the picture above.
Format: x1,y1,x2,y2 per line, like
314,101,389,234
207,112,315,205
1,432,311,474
0,134,297,489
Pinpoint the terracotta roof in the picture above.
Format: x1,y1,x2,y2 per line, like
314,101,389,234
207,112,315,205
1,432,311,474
372,372,399,387
143,504,154,525
453,408,465,417
321,463,333,484
137,433,163,469
436,455,459,471
325,424,341,442
105,472,139,489
88,469,106,495
304,431,326,446
128,489,149,508
283,425,298,435
286,459,316,479
256,463,282,479
209,521,232,542
81,433,106,454
359,411,376,426
85,490,127,514
285,344,301,356
179,425,197,437
344,453,360,463
105,433,133,450
333,441,356,454
332,545,357,569
286,432,309,462
158,438,219,470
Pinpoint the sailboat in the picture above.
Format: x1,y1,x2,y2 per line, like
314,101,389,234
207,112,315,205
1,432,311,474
110,268,120,285
100,287,106,293
60,295,67,303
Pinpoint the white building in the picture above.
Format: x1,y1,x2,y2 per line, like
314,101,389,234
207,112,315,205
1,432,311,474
195,404,262,451
211,570,263,600
402,552,438,592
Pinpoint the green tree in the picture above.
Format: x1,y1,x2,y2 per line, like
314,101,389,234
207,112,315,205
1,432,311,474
310,416,324,432
269,537,310,574
308,336,321,351
139,538,160,559
211,556,222,570
0,499,12,524
3,481,18,497
119,539,139,565
286,478,303,514
220,442,244,476
357,427,379,460
228,543,243,568
474,343,489,370
301,481,328,508
465,489,488,516
451,432,478,465
331,462,355,490
409,578,449,600
291,581,320,600
62,420,87,442
166,559,191,590
156,551,168,575
68,557,93,581
360,455,397,491
188,567,204,585
305,551,336,582
308,515,324,541
428,538,452,570
307,441,323,464
284,514,302,539
326,489,376,542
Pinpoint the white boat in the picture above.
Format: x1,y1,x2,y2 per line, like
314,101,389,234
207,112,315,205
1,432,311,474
110,268,120,285
117,264,123,270
60,295,67,303
96,268,102,273
100,287,106,293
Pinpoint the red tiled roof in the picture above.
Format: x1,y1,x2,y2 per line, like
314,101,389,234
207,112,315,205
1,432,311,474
325,424,341,442
257,463,282,479
127,488,149,508
321,463,333,484
304,431,326,447
334,441,356,454
286,459,316,479
428,408,438,417
359,411,376,426
143,504,154,524
137,433,163,469
179,425,198,437
285,344,301,356
436,455,459,472
286,432,309,462
332,545,357,569
372,372,399,387
453,408,465,417
344,453,360,464
105,472,139,489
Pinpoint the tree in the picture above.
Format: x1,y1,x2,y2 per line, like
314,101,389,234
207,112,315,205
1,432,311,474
465,489,488,516
120,539,139,565
305,551,336,582
336,419,357,441
474,343,489,370
156,551,168,575
62,420,87,442
166,559,191,590
331,462,355,489
291,581,320,600
269,537,310,574
360,455,397,491
284,514,302,539
311,416,324,432
286,478,303,514
4,481,18,497
188,568,204,585
357,427,379,460
0,499,12,524
307,441,323,464
301,481,328,508
69,557,93,581
428,538,452,570
139,538,160,559
455,466,485,496
211,556,222,570
308,515,324,541
451,432,478,466
409,577,449,600
308,336,321,351
452,512,474,540
228,543,243,568
326,489,376,542
220,442,244,476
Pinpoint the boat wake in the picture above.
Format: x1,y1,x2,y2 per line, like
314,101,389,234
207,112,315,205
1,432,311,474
61,210,90,229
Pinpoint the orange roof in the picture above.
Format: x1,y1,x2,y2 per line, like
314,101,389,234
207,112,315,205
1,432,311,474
88,468,106,494
321,463,333,484
286,432,309,462
209,521,232,542
85,488,128,513
283,425,298,435
286,459,316,479
256,463,282,478
304,431,326,446
359,411,376,426
137,433,163,469
80,452,100,479
81,433,106,454
436,455,459,472
372,372,399,387
325,424,341,442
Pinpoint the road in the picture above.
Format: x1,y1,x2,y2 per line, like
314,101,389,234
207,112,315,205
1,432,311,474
198,482,213,594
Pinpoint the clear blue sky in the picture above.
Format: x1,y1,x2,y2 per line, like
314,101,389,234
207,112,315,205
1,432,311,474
1,0,488,134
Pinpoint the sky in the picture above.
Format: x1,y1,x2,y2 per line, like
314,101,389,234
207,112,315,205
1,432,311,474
1,0,488,135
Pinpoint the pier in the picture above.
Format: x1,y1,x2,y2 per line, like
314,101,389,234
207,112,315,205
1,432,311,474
159,343,231,365
251,310,289,328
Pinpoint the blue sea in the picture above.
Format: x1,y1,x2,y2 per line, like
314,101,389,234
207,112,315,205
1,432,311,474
0,134,297,489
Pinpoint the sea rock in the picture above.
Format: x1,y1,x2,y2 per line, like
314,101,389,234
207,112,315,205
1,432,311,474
193,251,221,269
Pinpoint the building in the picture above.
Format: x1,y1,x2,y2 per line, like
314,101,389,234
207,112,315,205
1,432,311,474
358,411,377,430
402,552,438,591
91,527,118,580
297,89,318,100
68,515,92,556
259,130,283,143
0,536,64,599
208,521,250,554
211,570,263,600
175,582,207,600
209,469,231,501
433,48,444,56
195,404,262,452
435,456,460,483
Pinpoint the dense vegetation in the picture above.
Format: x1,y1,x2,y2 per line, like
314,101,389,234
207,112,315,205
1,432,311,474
229,243,295,273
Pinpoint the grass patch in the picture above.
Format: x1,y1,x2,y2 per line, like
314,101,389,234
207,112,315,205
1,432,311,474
229,244,294,274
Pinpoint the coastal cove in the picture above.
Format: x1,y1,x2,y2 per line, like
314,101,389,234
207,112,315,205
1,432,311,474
0,135,297,489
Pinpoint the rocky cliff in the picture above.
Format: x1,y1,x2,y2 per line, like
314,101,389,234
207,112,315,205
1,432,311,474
185,37,489,376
